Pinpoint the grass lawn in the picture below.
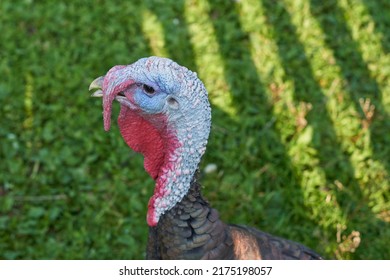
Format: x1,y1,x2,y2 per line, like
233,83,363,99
0,0,389,259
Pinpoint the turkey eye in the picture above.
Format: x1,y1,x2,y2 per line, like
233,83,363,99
143,84,155,94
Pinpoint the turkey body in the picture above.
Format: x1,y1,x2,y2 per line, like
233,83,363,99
146,175,322,260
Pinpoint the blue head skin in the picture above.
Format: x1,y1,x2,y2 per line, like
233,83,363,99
122,57,182,114
90,57,212,226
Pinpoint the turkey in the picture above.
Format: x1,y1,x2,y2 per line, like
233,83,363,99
89,56,322,260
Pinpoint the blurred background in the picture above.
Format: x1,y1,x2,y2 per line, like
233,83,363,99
0,0,389,259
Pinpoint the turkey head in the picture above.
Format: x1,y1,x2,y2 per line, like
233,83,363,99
90,57,211,226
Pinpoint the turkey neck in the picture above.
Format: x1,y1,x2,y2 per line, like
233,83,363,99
147,173,235,260
143,96,210,226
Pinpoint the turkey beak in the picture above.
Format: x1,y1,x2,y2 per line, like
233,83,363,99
89,76,105,97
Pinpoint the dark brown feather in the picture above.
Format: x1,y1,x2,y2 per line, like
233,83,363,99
146,174,322,260
229,225,322,260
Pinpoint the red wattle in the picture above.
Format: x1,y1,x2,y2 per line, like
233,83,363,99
118,105,181,227
118,106,165,180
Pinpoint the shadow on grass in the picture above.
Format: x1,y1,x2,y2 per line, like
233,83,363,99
262,0,361,200
310,0,390,176
144,1,198,71
309,0,390,260
360,0,390,54
263,0,389,259
206,0,323,253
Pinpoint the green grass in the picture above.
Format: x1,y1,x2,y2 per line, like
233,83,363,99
0,0,389,259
